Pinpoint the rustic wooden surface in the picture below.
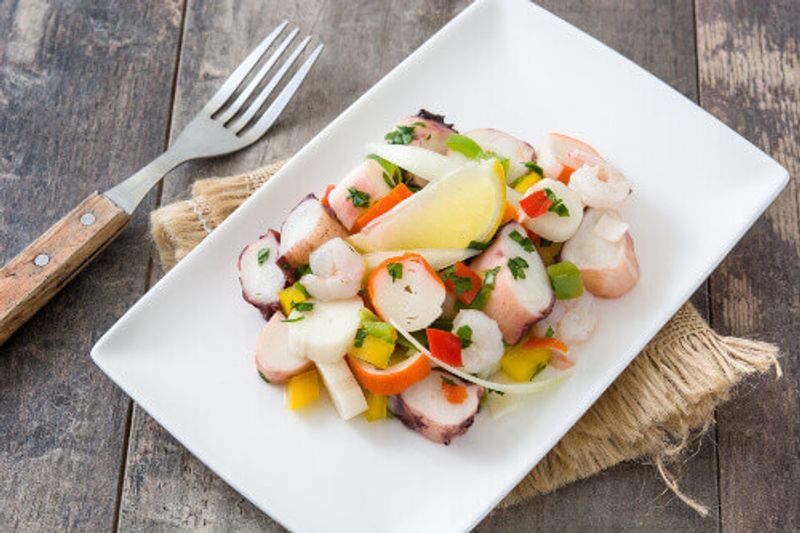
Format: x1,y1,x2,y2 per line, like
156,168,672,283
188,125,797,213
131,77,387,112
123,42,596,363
0,0,796,532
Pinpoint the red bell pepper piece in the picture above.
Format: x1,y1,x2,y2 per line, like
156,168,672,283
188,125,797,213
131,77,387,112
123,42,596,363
519,189,552,218
441,261,482,305
426,328,462,366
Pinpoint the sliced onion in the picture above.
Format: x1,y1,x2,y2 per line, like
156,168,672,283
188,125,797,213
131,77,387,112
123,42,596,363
366,143,463,182
390,319,571,395
363,248,479,272
592,213,629,242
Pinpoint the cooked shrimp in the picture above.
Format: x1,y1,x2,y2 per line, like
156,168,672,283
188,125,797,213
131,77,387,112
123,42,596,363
568,163,631,210
300,238,365,301
452,309,505,378
534,291,599,345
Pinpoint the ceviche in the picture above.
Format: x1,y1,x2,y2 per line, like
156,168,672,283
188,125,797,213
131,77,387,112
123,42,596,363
237,110,639,444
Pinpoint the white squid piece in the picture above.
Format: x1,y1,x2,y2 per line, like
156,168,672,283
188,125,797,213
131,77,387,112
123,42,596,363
300,238,365,301
452,309,504,378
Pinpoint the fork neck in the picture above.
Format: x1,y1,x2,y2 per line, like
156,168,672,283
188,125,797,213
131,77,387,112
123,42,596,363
103,148,187,214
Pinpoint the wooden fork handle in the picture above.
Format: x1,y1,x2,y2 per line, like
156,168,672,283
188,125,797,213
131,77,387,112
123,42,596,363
0,193,130,345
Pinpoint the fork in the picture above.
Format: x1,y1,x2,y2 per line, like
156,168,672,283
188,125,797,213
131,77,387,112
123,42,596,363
0,21,323,345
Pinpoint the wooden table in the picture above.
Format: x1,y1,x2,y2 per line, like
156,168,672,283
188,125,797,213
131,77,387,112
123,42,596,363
1,1,797,531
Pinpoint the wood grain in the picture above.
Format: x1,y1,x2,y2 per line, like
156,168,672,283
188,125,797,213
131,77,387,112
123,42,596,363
0,193,130,345
0,0,182,530
696,0,800,531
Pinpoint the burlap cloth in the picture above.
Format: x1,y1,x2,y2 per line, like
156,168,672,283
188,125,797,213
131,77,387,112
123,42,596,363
150,161,781,515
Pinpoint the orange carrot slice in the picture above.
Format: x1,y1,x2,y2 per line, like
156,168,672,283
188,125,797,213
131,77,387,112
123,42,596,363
352,183,413,232
347,352,431,395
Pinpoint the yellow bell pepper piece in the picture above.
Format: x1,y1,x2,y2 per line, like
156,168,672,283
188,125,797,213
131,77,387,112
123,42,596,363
350,335,395,369
364,391,387,422
285,369,320,410
512,173,541,194
278,284,307,316
500,345,551,382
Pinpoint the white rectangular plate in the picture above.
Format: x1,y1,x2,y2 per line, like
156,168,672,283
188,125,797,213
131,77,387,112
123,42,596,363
92,0,788,531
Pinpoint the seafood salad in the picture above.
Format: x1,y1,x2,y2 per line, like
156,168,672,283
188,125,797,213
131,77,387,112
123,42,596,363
237,110,639,444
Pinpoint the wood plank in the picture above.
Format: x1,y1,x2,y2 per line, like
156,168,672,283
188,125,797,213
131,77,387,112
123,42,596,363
119,0,716,531
695,1,800,531
0,0,183,530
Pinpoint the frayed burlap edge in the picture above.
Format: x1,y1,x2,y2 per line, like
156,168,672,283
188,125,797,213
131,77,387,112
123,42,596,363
150,161,780,515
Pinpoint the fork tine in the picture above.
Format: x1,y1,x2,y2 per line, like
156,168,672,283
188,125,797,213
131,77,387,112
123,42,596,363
203,21,288,115
228,36,312,132
216,27,300,124
239,43,324,140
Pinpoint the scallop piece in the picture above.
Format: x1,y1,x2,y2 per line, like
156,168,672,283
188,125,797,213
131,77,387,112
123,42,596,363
519,178,584,242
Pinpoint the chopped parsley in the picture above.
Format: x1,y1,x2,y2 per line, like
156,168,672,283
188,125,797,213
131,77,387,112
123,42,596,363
531,362,547,380
483,266,501,288
440,375,457,387
258,371,271,383
257,247,270,266
508,256,529,280
524,161,544,177
387,262,403,282
446,134,509,174
456,325,473,349
486,388,505,396
544,188,570,217
295,264,312,277
281,316,304,323
291,301,314,312
545,326,555,338
440,266,472,295
384,122,423,145
367,153,404,188
347,187,370,208
509,230,535,252
354,328,368,348
468,240,490,250
539,238,553,247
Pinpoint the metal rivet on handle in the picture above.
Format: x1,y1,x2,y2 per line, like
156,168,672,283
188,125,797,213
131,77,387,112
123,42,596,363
80,212,96,226
34,253,50,267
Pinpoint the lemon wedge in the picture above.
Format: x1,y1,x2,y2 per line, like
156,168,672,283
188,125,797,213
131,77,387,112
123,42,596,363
348,159,506,252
